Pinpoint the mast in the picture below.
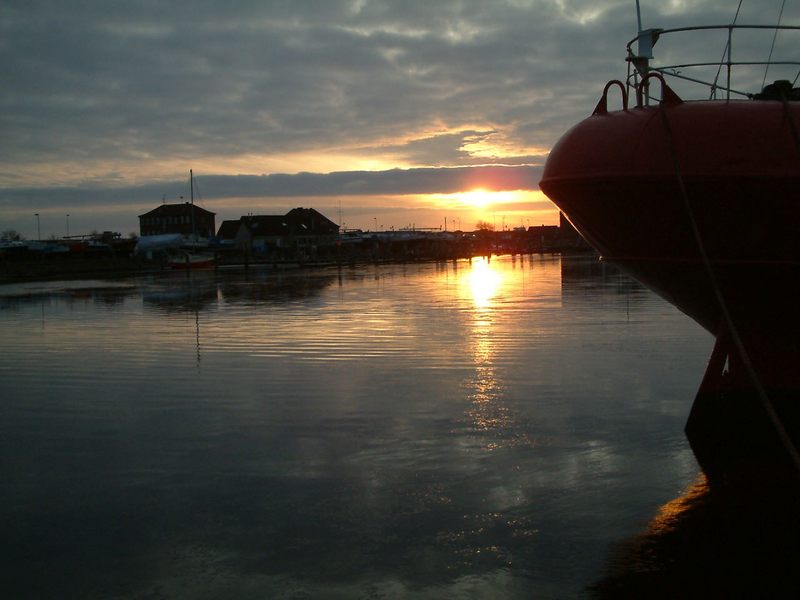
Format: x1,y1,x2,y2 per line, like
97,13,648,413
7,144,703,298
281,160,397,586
636,0,643,33
190,169,197,243
631,0,659,105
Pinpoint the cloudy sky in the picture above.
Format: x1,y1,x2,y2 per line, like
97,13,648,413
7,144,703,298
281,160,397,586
1,1,797,238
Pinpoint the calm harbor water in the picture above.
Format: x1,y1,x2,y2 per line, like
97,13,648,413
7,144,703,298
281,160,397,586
0,254,713,598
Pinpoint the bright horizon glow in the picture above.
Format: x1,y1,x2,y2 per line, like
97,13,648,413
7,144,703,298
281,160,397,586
431,189,523,211
3,187,560,240
457,189,494,209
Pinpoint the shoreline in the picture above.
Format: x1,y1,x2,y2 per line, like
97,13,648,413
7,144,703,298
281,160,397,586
1,249,596,285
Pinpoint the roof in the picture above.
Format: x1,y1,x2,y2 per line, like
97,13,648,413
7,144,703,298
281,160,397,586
138,202,215,219
284,207,339,233
217,219,242,239
242,215,291,236
241,208,339,237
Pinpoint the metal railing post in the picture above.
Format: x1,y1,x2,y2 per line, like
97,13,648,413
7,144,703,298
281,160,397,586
727,26,732,100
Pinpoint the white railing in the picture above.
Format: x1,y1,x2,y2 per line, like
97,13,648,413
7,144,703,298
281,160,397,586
626,24,800,102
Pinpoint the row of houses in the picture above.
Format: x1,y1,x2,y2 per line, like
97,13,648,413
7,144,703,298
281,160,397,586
138,203,341,258
217,208,340,259
137,202,589,261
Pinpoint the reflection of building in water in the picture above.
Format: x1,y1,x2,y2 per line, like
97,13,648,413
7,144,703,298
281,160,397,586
560,254,645,304
141,270,339,312
141,275,221,313
216,271,338,305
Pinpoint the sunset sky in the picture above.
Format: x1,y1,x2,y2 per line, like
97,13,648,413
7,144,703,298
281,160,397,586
1,1,796,238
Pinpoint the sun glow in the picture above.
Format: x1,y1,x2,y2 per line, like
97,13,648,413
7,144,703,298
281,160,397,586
429,189,523,210
458,189,495,208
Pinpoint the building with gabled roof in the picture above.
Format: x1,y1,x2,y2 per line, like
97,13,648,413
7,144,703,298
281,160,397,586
283,207,339,235
219,208,340,258
138,202,216,238
216,219,243,242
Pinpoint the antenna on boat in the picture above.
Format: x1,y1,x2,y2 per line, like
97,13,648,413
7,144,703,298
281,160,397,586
630,1,661,104
634,9,658,64
636,0,643,33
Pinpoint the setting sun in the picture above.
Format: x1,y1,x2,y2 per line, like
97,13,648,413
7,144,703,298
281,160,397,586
410,189,558,232
428,189,524,211
457,189,495,208
453,189,524,209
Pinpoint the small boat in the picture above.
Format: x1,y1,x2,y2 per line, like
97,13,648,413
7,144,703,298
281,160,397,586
168,251,215,270
540,13,800,480
135,233,183,254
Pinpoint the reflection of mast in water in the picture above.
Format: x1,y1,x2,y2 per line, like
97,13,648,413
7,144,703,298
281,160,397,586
194,308,201,367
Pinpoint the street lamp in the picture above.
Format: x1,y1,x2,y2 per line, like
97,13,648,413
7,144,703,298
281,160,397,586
66,214,70,238
34,213,40,241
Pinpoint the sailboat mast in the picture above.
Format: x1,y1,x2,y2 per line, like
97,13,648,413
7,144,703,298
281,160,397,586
190,169,196,241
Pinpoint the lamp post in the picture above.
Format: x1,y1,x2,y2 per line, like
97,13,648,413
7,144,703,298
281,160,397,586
66,214,70,238
34,213,40,241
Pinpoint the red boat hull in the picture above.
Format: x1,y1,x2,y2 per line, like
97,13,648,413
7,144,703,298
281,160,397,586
168,255,215,270
541,100,800,332
542,98,800,479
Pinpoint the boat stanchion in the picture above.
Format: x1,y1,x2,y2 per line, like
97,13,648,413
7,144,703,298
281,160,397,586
636,72,682,108
593,80,628,115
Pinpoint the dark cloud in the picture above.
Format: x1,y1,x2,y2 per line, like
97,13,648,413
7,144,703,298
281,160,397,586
0,1,677,167
0,165,543,209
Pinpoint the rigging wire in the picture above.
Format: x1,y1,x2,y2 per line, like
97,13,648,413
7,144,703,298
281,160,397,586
761,0,788,91
709,0,744,99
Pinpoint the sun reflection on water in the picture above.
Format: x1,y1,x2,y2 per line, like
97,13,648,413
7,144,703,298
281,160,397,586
466,257,502,312
460,257,513,450
647,474,709,537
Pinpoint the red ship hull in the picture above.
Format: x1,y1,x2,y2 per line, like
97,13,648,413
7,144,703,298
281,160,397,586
541,100,800,332
542,96,800,480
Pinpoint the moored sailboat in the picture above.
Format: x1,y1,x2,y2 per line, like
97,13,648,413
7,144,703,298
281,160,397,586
169,169,215,269
167,250,215,270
